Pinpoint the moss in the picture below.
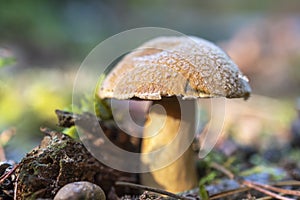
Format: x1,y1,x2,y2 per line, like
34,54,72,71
15,129,136,199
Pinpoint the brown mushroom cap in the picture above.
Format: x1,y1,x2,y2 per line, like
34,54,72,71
99,36,251,100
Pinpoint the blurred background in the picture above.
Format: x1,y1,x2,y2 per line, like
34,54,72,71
0,0,300,161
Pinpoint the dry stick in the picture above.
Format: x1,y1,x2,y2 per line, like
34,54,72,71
257,195,279,200
0,163,19,184
115,181,192,200
240,179,294,200
248,180,300,197
274,180,300,186
209,162,252,199
209,187,250,200
257,192,296,200
210,162,299,200
210,162,235,179
257,181,300,200
210,180,300,200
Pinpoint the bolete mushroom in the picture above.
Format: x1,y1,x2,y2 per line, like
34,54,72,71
98,36,251,192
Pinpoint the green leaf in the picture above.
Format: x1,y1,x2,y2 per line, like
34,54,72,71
199,172,217,200
199,184,209,200
62,126,79,139
199,171,217,185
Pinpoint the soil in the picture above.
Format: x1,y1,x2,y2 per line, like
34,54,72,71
1,111,299,199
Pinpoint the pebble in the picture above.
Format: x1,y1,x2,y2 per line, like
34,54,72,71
54,181,106,200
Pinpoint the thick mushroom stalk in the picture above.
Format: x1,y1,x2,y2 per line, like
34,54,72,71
99,36,251,192
141,97,197,192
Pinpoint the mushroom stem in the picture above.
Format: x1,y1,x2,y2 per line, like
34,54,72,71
141,97,198,193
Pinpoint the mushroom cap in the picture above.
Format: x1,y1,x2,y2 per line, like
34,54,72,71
99,36,251,100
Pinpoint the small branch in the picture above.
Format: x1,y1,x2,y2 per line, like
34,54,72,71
240,179,294,200
209,163,300,199
115,181,192,200
273,180,300,186
242,180,300,197
0,163,19,185
210,162,235,179
209,187,250,199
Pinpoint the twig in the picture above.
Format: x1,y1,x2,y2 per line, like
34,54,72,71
240,179,294,200
115,181,192,200
250,181,300,196
273,180,300,186
256,194,285,200
210,162,235,179
0,163,19,185
256,181,300,200
209,187,250,199
209,163,299,199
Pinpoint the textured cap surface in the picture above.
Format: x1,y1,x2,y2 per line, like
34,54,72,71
99,36,251,100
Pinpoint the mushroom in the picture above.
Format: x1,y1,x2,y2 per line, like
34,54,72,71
98,36,251,192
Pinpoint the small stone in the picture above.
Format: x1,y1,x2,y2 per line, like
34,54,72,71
54,181,106,200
